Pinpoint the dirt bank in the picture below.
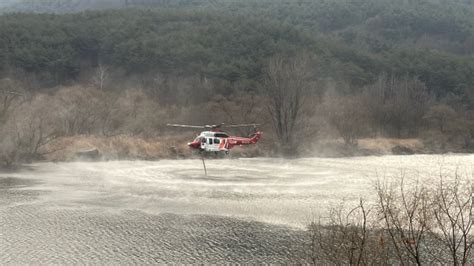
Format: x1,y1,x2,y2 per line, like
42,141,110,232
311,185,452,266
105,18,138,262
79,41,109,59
41,135,267,161
41,135,449,162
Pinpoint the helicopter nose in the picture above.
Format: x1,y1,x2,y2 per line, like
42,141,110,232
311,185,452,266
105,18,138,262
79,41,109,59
188,141,199,148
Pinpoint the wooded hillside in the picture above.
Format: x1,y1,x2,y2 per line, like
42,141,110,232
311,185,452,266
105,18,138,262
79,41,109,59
0,0,473,162
1,1,473,96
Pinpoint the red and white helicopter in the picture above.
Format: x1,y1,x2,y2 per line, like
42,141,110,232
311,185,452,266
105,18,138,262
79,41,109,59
167,123,263,155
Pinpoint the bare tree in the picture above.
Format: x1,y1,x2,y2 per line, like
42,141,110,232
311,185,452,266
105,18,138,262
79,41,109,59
428,171,473,265
107,88,164,137
261,55,315,155
324,92,372,147
54,87,110,135
0,78,24,123
211,89,265,135
307,169,472,265
424,104,457,133
307,199,394,265
376,174,430,265
0,93,60,165
423,104,471,151
365,75,430,138
91,63,109,90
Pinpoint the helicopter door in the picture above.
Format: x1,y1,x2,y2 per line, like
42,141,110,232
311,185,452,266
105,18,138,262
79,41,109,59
200,137,206,149
205,137,220,152
213,138,221,151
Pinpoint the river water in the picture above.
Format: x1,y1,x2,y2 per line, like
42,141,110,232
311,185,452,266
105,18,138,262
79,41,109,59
1,155,472,263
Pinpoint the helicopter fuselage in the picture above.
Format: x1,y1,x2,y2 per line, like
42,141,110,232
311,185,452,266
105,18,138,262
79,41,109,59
187,130,262,153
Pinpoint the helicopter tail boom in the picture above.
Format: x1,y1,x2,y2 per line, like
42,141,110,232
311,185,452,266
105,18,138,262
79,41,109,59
225,131,263,149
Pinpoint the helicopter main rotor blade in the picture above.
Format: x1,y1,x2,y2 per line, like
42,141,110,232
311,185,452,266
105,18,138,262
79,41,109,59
167,123,260,129
166,124,206,129
222,123,261,128
204,123,225,129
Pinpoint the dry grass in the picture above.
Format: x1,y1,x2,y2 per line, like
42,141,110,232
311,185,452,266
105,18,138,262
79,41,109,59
41,134,191,161
358,138,424,153
40,135,425,161
307,138,425,157
41,134,267,161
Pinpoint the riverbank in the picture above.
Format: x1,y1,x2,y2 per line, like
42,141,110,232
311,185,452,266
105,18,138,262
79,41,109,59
39,135,446,162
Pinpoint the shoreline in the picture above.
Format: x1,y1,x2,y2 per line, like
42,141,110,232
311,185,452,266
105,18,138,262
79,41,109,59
1,135,471,168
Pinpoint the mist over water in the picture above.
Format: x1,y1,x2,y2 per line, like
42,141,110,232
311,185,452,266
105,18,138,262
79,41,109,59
1,155,473,263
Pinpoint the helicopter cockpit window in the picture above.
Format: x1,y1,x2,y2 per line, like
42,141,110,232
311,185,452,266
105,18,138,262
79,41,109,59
215,133,229,138
201,138,206,143
214,138,220,144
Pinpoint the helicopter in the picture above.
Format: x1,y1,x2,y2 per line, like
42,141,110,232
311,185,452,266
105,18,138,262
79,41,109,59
167,123,263,155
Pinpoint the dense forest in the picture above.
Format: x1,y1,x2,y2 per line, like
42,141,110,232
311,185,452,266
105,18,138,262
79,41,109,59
0,0,473,163
1,1,474,92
